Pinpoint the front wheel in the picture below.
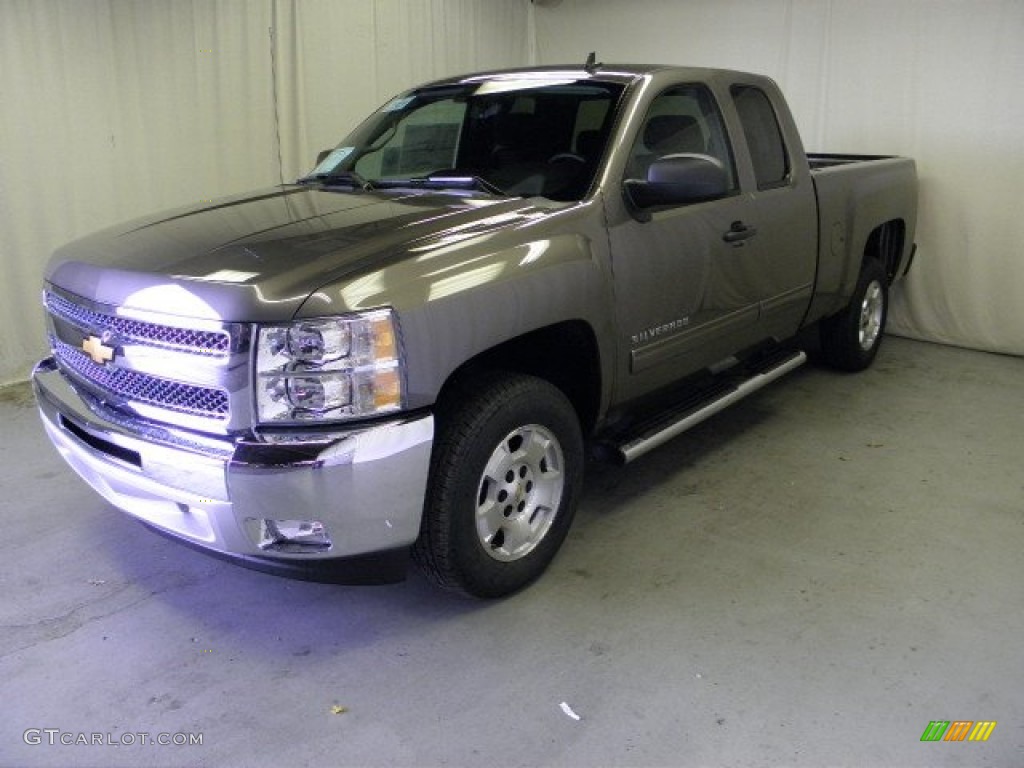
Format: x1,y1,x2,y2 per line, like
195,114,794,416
413,373,584,598
820,260,889,372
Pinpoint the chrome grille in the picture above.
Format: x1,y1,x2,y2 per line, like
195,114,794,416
53,338,229,420
45,290,229,357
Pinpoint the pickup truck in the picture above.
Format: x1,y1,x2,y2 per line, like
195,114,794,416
33,63,917,597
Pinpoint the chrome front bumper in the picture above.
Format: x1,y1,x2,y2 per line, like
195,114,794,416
32,358,433,583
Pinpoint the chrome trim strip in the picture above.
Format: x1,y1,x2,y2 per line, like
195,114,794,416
45,289,231,356
52,337,230,420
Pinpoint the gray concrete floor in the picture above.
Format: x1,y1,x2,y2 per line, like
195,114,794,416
1,336,1022,768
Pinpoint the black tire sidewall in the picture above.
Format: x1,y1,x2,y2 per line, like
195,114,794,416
427,374,583,597
822,260,889,372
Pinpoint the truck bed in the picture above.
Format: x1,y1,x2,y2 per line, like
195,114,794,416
807,152,897,170
805,152,918,322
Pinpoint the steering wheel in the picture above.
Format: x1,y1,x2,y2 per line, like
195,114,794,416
547,152,586,165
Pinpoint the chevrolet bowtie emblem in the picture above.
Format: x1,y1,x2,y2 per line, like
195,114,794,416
82,335,115,365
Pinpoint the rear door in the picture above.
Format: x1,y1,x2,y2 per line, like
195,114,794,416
727,83,817,340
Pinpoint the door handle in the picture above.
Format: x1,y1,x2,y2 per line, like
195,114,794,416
723,220,758,243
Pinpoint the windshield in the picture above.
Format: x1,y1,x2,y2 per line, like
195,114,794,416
305,77,626,202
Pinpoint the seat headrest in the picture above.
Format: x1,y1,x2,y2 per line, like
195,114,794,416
494,113,540,148
643,115,705,154
575,129,604,159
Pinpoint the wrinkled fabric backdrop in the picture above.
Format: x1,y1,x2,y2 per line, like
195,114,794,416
1,0,1020,385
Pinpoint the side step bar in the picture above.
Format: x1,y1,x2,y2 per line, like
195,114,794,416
613,349,807,464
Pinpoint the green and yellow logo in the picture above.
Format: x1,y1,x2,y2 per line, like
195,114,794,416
920,720,997,742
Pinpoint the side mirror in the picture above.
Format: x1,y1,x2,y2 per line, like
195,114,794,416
624,154,729,215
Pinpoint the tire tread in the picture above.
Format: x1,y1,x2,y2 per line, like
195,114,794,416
412,372,582,597
820,259,889,372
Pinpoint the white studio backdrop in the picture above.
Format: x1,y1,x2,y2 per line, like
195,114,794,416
533,0,1024,359
0,0,531,385
1,0,1022,386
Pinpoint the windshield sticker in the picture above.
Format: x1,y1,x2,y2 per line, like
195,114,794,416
382,96,415,112
311,146,354,174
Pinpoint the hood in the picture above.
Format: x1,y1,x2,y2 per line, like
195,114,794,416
47,186,550,322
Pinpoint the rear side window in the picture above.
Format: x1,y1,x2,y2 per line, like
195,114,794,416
731,85,789,188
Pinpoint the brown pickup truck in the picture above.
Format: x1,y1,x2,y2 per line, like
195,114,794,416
33,63,917,597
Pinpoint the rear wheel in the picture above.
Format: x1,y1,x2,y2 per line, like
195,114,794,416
413,373,583,598
820,259,889,372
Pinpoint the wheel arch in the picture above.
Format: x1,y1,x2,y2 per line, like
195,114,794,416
434,320,603,437
862,218,906,284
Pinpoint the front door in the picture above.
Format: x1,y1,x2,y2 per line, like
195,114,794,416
607,83,767,403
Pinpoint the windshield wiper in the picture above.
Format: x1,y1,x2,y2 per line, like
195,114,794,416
296,170,374,190
372,175,508,196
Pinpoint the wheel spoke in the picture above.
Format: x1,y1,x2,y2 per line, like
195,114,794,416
481,443,514,484
501,513,538,554
523,431,559,476
858,280,884,351
476,496,506,543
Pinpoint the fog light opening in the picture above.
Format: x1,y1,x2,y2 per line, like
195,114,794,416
257,519,332,553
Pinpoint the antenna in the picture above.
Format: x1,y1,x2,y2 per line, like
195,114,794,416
584,51,603,74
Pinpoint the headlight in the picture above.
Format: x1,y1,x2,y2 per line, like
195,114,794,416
255,310,402,424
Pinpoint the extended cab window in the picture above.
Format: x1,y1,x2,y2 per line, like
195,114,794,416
731,85,789,188
626,84,737,191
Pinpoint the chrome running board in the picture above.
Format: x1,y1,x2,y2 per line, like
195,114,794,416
614,349,807,464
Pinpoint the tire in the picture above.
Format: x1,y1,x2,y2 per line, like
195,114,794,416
413,372,584,598
820,259,889,372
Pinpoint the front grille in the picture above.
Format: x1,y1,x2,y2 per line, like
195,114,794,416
53,338,229,420
45,290,229,357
